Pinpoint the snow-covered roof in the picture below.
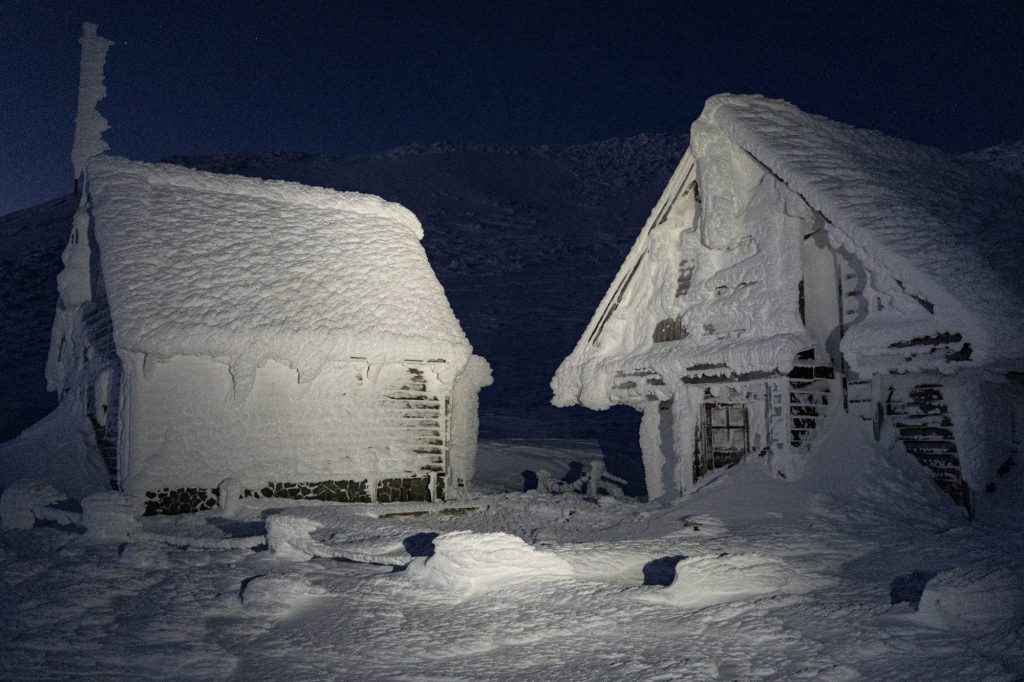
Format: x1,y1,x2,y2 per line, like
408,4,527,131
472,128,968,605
702,94,1024,364
84,156,472,381
554,94,1024,409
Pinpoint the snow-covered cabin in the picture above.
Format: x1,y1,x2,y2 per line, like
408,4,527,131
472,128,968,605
553,94,1024,511
44,155,490,513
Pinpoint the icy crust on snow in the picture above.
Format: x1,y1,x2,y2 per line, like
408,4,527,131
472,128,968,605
83,156,472,382
704,94,1024,366
71,24,112,180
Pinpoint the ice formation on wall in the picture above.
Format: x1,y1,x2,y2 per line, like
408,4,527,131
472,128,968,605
71,23,113,180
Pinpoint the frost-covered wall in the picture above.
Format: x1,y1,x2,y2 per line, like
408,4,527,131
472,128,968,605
553,118,814,412
119,354,452,494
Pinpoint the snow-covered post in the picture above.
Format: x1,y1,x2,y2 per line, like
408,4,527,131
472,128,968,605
80,491,141,542
447,355,493,494
639,402,666,500
670,386,702,497
71,23,114,189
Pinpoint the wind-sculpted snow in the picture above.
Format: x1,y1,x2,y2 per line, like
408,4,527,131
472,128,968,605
405,530,574,596
85,156,471,381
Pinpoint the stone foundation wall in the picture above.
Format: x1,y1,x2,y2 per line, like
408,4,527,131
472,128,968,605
143,475,445,515
144,487,218,515
247,479,371,504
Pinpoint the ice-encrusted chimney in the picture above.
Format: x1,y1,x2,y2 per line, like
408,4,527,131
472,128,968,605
71,22,113,188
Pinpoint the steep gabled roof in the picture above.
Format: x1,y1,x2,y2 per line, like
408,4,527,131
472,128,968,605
85,156,472,381
703,94,1024,364
554,95,1024,409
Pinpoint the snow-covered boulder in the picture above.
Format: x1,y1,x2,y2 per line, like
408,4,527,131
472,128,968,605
915,563,1024,634
649,552,807,608
0,479,66,530
405,531,573,596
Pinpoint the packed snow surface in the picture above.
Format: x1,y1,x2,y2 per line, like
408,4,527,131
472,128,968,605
84,156,472,377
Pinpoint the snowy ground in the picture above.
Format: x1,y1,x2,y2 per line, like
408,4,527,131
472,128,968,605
3,419,1022,680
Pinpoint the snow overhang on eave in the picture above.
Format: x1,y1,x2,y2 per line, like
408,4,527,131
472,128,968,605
553,332,810,411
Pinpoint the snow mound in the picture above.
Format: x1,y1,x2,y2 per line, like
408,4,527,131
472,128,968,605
652,553,805,608
266,507,431,565
405,530,573,596
915,562,1024,634
0,479,66,530
240,573,328,612
0,399,110,500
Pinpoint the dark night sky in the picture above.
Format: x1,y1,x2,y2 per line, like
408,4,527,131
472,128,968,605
2,0,1023,215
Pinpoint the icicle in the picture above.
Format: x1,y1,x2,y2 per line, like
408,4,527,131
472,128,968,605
71,23,114,180
142,353,158,379
228,353,260,404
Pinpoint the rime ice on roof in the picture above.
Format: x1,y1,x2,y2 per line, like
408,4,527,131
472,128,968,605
700,94,1024,366
84,156,473,389
71,23,113,180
